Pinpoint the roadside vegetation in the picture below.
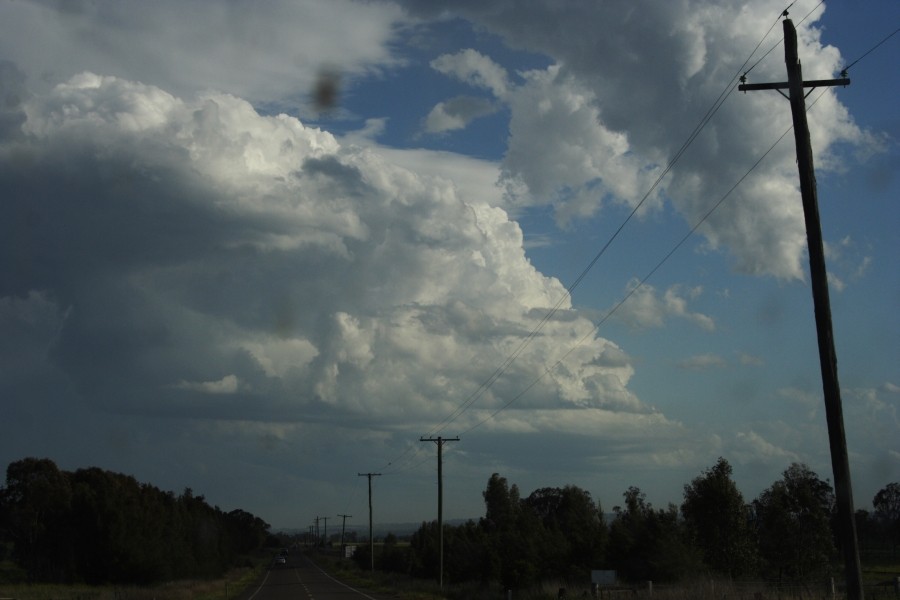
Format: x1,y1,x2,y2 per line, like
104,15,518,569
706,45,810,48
1,457,898,599
312,462,899,599
0,458,272,587
0,559,266,600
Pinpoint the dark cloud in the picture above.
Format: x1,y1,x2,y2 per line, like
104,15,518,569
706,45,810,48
0,61,28,138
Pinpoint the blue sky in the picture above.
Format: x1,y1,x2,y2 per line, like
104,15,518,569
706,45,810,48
0,0,897,531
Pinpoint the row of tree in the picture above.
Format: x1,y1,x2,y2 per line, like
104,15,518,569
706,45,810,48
353,459,899,588
0,458,271,584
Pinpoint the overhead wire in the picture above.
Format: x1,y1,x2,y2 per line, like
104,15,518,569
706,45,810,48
366,2,794,476
460,81,846,436
415,1,797,440
461,105,797,436
363,0,862,475
351,1,893,519
458,14,900,434
841,25,900,73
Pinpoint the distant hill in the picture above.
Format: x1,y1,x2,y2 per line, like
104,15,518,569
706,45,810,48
278,515,620,539
277,518,476,539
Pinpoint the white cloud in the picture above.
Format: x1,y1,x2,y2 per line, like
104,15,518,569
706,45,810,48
356,143,507,210
732,430,801,464
738,352,764,367
677,354,727,371
431,48,511,98
423,95,498,134
613,281,715,331
408,0,879,279
175,374,240,395
2,72,660,434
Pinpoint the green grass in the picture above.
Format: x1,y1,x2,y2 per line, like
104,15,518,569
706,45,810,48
304,554,900,600
862,562,900,585
0,562,266,600
3,555,897,600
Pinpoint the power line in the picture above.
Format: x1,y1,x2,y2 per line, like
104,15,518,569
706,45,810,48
367,0,862,471
842,25,900,73
461,83,834,436
367,2,795,474
417,1,792,438
460,119,799,436
743,1,824,78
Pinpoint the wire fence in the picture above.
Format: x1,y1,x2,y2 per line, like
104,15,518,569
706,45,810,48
550,577,900,600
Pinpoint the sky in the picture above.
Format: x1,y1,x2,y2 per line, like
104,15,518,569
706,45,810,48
0,0,897,533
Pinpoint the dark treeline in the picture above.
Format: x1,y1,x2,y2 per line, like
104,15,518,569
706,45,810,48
353,459,899,588
0,458,271,585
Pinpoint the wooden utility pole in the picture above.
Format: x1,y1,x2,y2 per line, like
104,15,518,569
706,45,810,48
321,516,328,547
338,513,352,558
358,472,381,572
420,436,460,588
739,16,861,600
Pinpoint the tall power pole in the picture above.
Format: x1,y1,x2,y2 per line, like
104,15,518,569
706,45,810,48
338,513,352,558
358,472,381,572
739,16,861,600
321,516,328,547
420,436,459,588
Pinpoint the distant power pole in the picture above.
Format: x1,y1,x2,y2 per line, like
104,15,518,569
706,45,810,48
314,516,320,547
321,516,328,547
739,15,861,600
358,472,381,572
338,513,352,558
420,436,460,588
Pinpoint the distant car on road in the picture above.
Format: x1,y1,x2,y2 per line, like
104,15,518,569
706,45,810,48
274,555,286,566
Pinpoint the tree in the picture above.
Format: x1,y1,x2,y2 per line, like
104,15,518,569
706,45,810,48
753,463,836,581
0,458,74,582
524,485,607,579
378,532,409,574
1,459,269,584
608,486,702,582
482,473,520,531
681,457,757,578
873,482,900,551
223,508,270,555
479,473,540,589
444,520,491,583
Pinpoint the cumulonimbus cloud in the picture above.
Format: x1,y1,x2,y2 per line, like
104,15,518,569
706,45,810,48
1,71,656,432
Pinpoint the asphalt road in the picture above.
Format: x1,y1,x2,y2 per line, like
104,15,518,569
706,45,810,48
243,554,396,600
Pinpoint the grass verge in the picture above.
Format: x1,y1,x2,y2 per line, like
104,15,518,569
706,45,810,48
0,562,267,600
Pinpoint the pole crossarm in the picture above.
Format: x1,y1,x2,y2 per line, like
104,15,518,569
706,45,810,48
738,77,849,92
419,436,461,444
